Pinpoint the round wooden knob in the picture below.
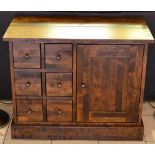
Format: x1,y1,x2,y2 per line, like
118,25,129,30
56,54,61,60
81,83,86,88
26,82,31,87
57,109,62,115
25,53,29,59
57,83,61,88
27,109,32,115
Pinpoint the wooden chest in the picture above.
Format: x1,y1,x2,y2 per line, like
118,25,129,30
3,16,154,140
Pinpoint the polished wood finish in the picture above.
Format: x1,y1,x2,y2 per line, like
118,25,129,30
11,120,144,140
45,44,73,72
3,16,154,41
46,73,72,96
16,100,43,122
13,43,41,68
14,71,41,96
47,99,72,122
77,45,143,123
3,16,154,140
138,44,149,123
9,42,17,122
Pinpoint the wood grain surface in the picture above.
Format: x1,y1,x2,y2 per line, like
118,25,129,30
3,16,154,41
46,73,73,97
11,120,144,140
77,44,144,123
13,42,41,68
14,71,41,96
47,99,72,122
45,44,72,72
4,16,154,140
16,99,43,122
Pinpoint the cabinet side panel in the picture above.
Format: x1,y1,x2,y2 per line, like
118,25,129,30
9,42,17,122
139,44,148,123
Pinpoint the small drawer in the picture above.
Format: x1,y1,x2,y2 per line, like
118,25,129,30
46,73,72,96
16,99,43,122
14,71,41,96
47,99,72,122
45,44,72,72
13,43,40,68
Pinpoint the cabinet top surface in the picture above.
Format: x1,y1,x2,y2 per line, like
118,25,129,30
3,16,154,41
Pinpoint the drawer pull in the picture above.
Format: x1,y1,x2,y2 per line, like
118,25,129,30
56,54,61,60
57,109,62,115
57,83,61,88
26,82,31,87
25,53,29,59
81,83,86,88
27,109,32,115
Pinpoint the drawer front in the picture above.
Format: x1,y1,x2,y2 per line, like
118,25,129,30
47,100,72,122
16,99,43,122
15,71,41,96
46,73,72,96
13,43,40,68
45,44,72,72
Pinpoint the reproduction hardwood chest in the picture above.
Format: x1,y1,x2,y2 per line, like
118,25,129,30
3,16,154,140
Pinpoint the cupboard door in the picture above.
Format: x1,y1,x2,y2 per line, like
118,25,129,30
77,45,144,123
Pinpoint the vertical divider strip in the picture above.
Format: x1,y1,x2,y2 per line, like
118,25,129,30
73,43,77,122
41,43,47,122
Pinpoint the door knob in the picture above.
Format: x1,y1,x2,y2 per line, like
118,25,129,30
26,81,31,87
27,109,32,115
57,83,61,88
56,54,61,60
57,109,62,115
81,83,86,88
24,53,29,59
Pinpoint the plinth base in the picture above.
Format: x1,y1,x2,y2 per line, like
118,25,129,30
11,120,144,141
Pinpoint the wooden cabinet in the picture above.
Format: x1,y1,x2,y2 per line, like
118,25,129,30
3,16,154,140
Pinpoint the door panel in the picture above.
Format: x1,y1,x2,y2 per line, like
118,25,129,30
77,45,144,123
